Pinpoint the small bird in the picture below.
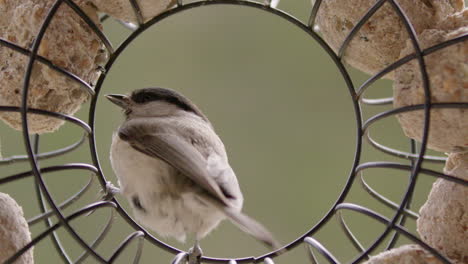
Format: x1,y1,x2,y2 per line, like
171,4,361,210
105,87,280,261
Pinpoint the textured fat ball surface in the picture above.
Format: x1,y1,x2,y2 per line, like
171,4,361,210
393,12,468,153
364,244,452,264
91,0,176,23
417,152,468,263
0,0,104,133
314,0,462,79
0,192,33,263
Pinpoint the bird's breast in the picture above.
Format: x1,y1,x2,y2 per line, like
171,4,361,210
110,135,174,197
109,135,225,241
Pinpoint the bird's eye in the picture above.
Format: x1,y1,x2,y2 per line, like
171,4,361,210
141,94,153,103
134,93,155,104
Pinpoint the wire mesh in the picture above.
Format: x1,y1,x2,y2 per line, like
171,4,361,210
0,0,467,263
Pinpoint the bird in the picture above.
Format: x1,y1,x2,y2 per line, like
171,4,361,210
105,87,281,262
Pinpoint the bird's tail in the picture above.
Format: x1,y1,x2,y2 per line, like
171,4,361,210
222,207,282,251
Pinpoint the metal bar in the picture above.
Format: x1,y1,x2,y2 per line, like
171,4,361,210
0,38,95,96
335,203,452,264
0,133,86,165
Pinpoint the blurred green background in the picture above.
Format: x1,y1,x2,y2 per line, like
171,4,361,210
0,0,455,263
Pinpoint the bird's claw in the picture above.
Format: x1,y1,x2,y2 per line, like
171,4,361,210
187,243,203,264
102,181,120,201
85,182,120,217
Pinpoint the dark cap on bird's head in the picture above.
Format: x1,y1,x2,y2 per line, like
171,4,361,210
105,87,208,121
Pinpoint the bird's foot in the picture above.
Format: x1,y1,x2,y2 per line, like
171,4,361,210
187,242,203,264
102,181,120,201
86,182,120,217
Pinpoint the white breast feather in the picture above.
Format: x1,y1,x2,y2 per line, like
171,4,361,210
110,134,227,242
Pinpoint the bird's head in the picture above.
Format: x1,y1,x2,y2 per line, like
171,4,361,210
105,87,208,122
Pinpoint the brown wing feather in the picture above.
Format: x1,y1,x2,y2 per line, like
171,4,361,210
118,123,231,207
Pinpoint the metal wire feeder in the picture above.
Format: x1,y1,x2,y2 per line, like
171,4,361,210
0,0,467,263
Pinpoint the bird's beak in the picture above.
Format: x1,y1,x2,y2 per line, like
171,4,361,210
105,94,130,109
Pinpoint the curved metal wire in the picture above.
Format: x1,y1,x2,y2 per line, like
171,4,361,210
129,0,144,25
335,203,453,264
0,133,87,165
0,0,466,263
358,34,468,103
337,0,387,60
74,209,115,264
363,103,468,163
304,237,340,264
4,201,117,264
107,231,145,263
336,212,369,260
27,174,94,225
0,39,95,96
359,172,419,220
0,163,98,185
61,0,114,53
0,106,92,133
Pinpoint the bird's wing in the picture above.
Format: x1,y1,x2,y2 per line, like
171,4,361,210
118,123,232,207
119,121,281,251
